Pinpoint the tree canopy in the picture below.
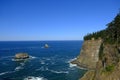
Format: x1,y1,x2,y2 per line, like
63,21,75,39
84,13,120,44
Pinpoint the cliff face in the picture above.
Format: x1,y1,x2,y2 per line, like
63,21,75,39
80,44,120,80
72,39,120,80
72,13,120,80
72,39,102,69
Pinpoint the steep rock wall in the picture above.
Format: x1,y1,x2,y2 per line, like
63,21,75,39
72,39,102,69
79,44,120,80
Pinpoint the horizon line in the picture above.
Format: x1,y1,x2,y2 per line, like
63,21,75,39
0,40,83,42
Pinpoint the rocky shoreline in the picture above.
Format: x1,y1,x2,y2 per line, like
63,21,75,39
71,60,89,70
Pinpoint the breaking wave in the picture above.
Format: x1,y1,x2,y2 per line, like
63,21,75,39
67,58,77,63
49,70,69,74
15,66,24,71
35,66,68,74
69,63,77,68
29,56,37,59
24,76,47,80
0,71,15,76
35,66,48,71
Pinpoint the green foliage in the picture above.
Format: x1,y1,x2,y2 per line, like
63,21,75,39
84,13,120,44
84,30,106,40
105,64,115,72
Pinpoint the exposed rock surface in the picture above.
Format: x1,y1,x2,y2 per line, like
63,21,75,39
74,41,120,80
15,53,29,59
72,39,102,69
75,14,120,80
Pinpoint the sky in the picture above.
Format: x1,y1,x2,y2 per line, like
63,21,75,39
0,0,120,41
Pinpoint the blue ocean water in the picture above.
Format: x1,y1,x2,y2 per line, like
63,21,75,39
0,41,86,80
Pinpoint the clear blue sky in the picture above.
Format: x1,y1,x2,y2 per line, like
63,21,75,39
0,0,120,41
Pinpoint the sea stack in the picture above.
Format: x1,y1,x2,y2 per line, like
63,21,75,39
44,44,49,48
14,53,29,61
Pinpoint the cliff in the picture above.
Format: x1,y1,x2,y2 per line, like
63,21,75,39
73,13,120,80
80,44,120,80
72,39,102,69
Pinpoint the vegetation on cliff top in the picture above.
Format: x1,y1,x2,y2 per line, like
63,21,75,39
84,13,120,44
84,13,120,73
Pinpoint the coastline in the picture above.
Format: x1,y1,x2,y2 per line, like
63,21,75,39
70,39,103,80
70,59,89,80
70,59,88,70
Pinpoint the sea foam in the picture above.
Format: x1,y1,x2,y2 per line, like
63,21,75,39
68,58,77,68
0,71,15,76
15,66,23,71
68,58,77,63
69,63,77,68
49,70,69,74
24,76,47,80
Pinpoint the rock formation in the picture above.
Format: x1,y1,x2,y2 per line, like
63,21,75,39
72,39,102,69
44,44,49,48
72,13,120,80
79,44,120,80
14,53,29,60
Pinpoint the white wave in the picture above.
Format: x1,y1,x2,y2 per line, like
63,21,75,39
0,71,15,76
12,58,27,61
49,70,68,74
15,66,23,71
78,66,88,70
12,58,16,61
67,58,77,68
30,56,37,59
67,58,77,63
24,76,47,80
0,72,9,76
35,67,48,71
40,60,45,64
69,63,77,68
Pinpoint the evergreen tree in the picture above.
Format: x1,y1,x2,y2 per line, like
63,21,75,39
84,13,120,44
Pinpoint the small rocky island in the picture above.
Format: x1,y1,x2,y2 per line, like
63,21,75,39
14,53,29,61
44,44,49,48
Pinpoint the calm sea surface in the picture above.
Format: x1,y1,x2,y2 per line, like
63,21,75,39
0,41,86,80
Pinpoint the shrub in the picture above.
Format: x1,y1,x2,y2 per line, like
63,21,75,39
105,64,115,72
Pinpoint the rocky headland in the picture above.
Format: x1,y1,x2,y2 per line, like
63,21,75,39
72,13,120,80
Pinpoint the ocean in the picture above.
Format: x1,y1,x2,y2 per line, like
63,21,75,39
0,41,86,80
